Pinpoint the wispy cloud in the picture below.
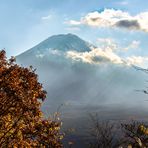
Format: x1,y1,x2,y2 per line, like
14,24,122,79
97,38,118,51
68,20,81,25
67,9,148,32
65,27,81,31
124,40,140,51
41,14,52,20
116,1,129,6
97,38,140,51
125,56,148,66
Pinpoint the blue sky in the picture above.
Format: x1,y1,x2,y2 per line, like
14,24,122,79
0,0,148,64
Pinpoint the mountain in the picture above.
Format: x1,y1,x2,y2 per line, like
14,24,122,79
16,33,148,147
16,33,95,67
16,33,148,109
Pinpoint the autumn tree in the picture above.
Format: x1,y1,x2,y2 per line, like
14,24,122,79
0,50,63,147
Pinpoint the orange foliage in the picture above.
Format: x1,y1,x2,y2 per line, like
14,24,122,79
0,50,63,147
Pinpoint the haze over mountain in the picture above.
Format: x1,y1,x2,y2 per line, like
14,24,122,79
16,33,148,110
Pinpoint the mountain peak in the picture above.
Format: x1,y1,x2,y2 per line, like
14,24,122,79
37,33,92,52
16,33,95,64
18,33,93,57
49,33,82,39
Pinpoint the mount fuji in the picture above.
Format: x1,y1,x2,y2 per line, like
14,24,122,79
16,34,148,147
16,33,148,111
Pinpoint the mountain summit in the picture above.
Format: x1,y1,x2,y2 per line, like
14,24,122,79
38,33,92,52
18,34,92,58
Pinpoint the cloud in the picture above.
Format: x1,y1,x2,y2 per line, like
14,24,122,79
68,20,81,25
66,27,81,31
125,56,148,66
49,49,62,55
68,9,148,32
36,49,62,58
66,40,147,66
66,47,123,65
116,1,129,5
68,9,130,27
41,15,52,20
97,38,140,51
66,48,148,66
115,20,140,30
124,40,140,51
97,38,118,51
36,54,44,58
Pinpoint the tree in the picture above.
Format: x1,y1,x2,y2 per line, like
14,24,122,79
121,121,148,148
88,113,121,148
0,50,63,147
88,114,148,148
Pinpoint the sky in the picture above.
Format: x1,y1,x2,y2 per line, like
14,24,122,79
1,0,148,66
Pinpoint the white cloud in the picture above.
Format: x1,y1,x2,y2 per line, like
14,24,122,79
97,38,118,51
68,9,148,32
125,56,148,66
66,44,148,66
68,9,130,27
41,15,52,20
97,38,140,51
124,40,140,50
49,49,62,55
66,47,123,65
68,20,81,25
116,1,129,5
66,27,81,31
36,54,44,58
